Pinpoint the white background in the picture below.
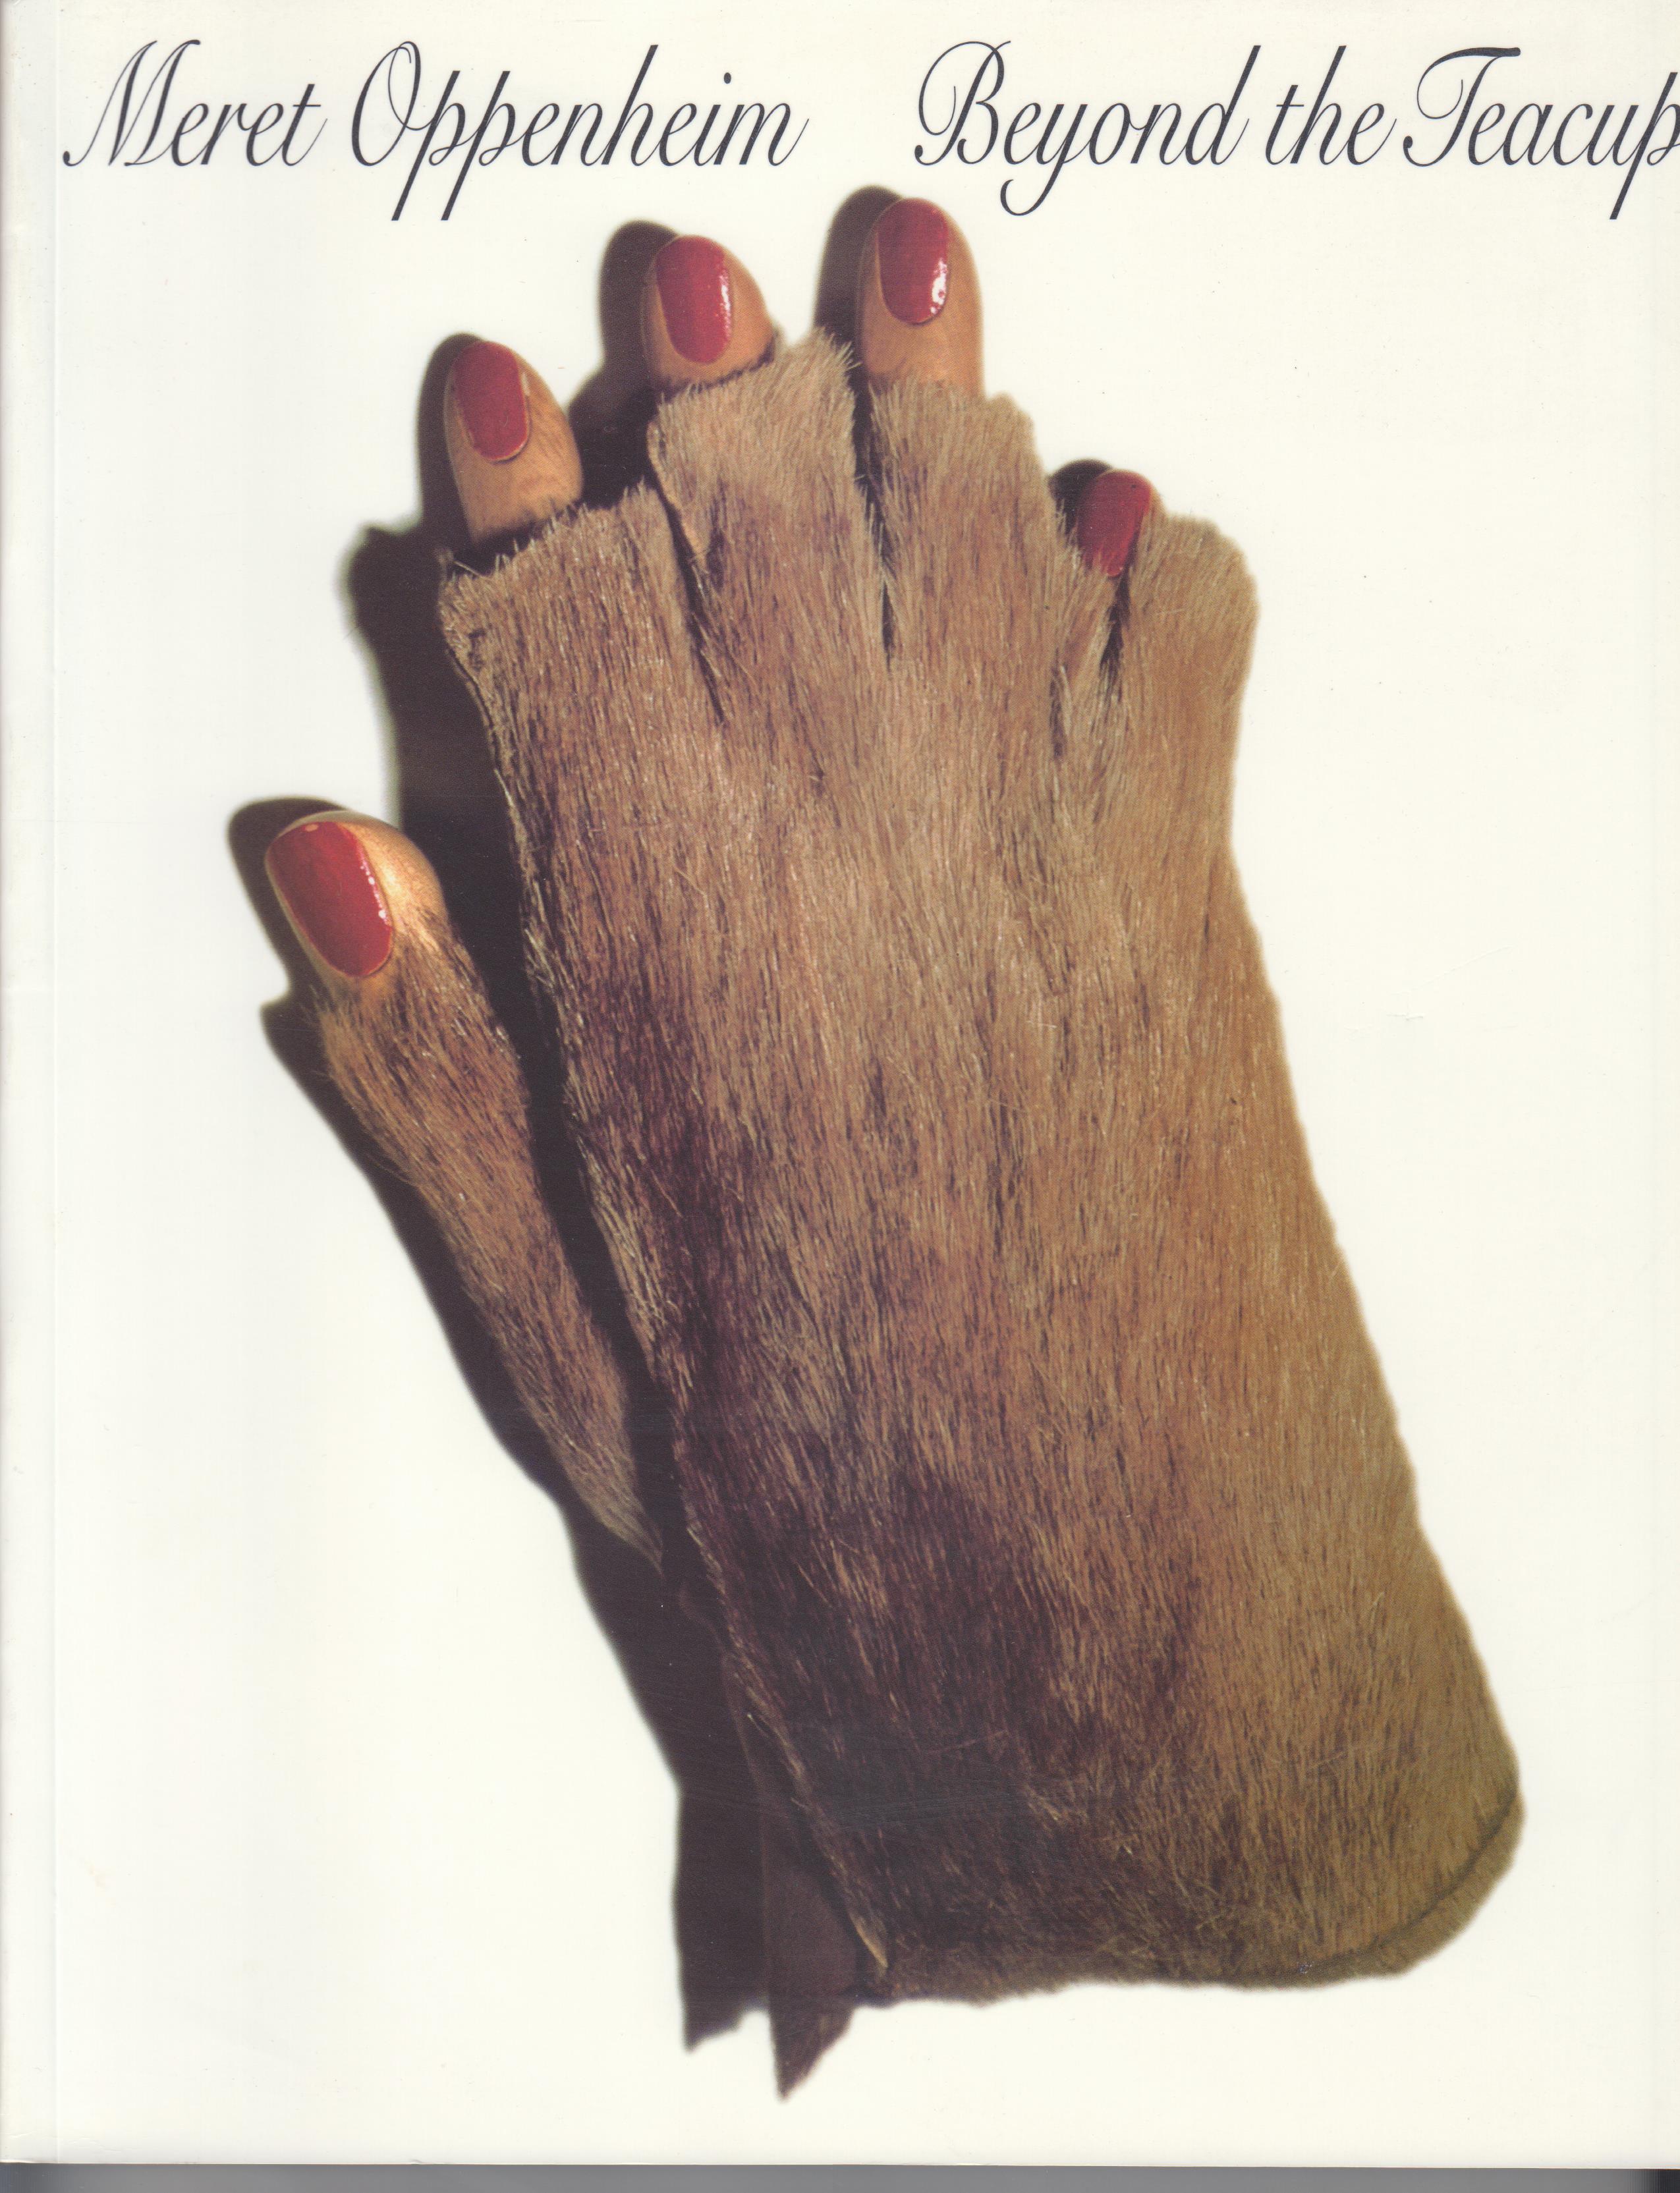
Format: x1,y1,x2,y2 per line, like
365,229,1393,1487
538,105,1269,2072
3,0,1676,2163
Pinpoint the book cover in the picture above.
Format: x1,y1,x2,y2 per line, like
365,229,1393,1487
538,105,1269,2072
3,0,1674,2161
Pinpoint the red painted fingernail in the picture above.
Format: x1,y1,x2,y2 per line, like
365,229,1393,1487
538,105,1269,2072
1076,470,1155,578
266,818,394,979
876,198,950,326
654,236,734,364
451,341,530,463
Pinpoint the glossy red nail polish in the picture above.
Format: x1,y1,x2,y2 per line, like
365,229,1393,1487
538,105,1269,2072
1076,470,1154,578
267,818,394,979
451,341,530,463
654,236,734,364
876,198,950,326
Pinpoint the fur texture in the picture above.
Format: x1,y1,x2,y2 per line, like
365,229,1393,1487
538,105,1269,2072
320,333,1519,2086
316,909,654,1559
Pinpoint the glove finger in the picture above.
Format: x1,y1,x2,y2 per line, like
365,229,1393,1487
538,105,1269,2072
265,809,654,1561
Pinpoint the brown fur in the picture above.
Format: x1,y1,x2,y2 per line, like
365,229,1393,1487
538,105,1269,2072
314,912,654,1561
316,332,1519,2088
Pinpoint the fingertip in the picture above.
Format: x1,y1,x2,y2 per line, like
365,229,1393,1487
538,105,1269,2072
450,339,530,462
266,812,443,985
642,235,774,388
876,198,951,327
445,341,582,548
857,197,982,395
1075,469,1157,578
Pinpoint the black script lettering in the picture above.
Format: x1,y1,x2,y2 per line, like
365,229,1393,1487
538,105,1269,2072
1403,48,1521,167
924,44,1258,211
1269,49,1354,164
440,70,516,217
585,47,659,165
915,40,1007,165
63,41,323,172
1088,103,1134,164
279,85,324,165
658,102,699,162
391,67,467,220
1499,101,1554,164
1550,103,1595,165
707,98,805,165
1347,102,1395,163
1609,72,1679,216
352,43,421,167
1183,47,1258,165
517,102,559,162
1401,46,1675,215
351,48,806,215
63,40,198,166
1129,103,1183,165
550,105,604,165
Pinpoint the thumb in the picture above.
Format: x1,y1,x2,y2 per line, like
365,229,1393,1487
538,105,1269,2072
264,810,654,1563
